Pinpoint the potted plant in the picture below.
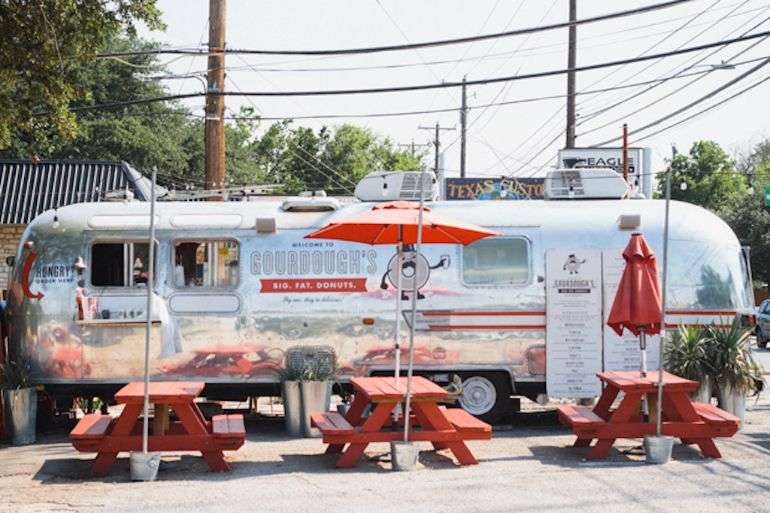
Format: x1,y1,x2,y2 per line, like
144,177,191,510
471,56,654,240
280,365,303,436
664,325,713,402
299,358,336,438
0,358,36,445
707,319,764,424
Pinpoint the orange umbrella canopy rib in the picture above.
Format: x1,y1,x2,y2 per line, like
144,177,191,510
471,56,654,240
607,233,663,337
305,200,497,245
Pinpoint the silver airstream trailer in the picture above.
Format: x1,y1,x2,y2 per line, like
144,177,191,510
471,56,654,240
4,171,754,422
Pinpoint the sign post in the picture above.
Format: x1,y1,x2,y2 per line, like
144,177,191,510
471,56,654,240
765,187,770,207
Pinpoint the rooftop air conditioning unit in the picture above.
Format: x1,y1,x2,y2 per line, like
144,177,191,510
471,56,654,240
544,168,630,200
354,171,437,202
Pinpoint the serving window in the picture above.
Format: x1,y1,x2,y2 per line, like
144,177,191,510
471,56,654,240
91,241,154,287
462,237,530,286
173,240,239,288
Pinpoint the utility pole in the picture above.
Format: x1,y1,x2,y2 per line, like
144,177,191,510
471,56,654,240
460,76,468,178
565,0,577,149
418,123,456,175
205,0,226,198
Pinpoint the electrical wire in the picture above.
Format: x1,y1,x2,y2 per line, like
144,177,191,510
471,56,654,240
630,73,770,143
593,55,770,146
72,56,770,119
96,0,695,58
500,0,733,175
201,32,770,97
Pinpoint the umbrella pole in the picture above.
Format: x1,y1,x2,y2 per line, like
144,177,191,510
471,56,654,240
142,168,157,454
394,238,403,384
639,329,647,378
403,172,426,443
657,162,672,436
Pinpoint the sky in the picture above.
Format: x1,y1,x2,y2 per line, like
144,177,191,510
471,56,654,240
138,0,770,185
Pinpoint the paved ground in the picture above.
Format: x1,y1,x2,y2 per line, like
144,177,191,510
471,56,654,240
751,339,770,373
1,392,769,513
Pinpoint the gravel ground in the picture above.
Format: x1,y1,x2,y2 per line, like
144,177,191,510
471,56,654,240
1,393,769,513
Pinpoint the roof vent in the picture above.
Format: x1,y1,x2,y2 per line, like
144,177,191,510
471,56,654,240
280,196,340,212
545,168,629,200
354,171,437,202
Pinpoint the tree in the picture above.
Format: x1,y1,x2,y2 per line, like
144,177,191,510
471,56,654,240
0,0,163,152
721,140,770,287
656,141,747,212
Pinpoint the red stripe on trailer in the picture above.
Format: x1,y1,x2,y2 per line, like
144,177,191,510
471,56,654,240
422,310,546,317
428,324,546,331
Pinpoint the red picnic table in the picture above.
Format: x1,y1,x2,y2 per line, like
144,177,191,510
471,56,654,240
558,371,739,460
311,376,491,468
70,381,245,475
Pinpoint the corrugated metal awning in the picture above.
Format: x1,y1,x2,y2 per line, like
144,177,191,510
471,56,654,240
0,160,148,224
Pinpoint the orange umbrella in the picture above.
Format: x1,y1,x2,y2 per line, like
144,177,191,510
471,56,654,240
305,200,497,245
607,232,662,376
305,200,496,383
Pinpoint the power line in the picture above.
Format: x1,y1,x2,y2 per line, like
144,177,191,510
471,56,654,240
502,0,732,174
576,21,770,139
75,57,770,119
203,32,770,96
139,3,768,77
575,0,763,122
97,0,694,58
594,55,770,146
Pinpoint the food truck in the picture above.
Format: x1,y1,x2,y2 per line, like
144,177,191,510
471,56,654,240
4,170,755,422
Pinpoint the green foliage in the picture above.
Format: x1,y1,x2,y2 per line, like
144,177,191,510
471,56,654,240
0,358,33,390
0,0,163,152
1,27,424,193
656,139,770,287
707,319,763,394
656,141,746,211
664,325,711,382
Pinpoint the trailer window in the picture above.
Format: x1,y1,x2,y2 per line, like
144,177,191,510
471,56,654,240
462,238,529,286
91,242,154,287
174,240,239,288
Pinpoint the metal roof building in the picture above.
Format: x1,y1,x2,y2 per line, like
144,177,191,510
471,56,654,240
0,160,151,225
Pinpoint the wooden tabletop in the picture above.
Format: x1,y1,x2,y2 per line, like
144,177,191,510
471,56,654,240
115,381,205,404
351,376,447,402
597,371,699,392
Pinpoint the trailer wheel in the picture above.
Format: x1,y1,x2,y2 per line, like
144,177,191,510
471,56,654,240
457,372,511,425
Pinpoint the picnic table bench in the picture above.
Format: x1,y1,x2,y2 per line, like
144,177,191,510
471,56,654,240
312,376,491,468
558,371,739,459
70,381,245,475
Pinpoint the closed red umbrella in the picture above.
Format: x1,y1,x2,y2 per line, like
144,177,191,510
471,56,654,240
607,233,662,376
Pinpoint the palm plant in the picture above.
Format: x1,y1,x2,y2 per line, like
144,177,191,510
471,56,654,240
664,326,711,382
707,319,763,394
0,358,33,390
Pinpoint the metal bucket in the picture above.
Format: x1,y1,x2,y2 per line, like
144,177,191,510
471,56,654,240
2,388,37,445
300,380,331,438
281,380,302,436
643,435,673,464
718,382,745,427
130,452,161,481
391,441,419,471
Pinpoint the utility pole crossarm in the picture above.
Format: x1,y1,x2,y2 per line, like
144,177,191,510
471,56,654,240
418,123,456,175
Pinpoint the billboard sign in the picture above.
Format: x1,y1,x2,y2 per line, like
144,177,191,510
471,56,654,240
557,147,652,198
444,177,545,200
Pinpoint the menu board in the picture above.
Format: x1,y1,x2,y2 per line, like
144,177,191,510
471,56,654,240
545,249,603,398
602,249,660,372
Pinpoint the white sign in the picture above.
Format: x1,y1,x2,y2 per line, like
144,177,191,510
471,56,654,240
602,249,660,372
558,147,652,198
546,249,603,398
